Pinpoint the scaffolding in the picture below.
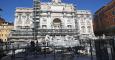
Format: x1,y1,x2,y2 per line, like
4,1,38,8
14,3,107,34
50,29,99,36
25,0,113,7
33,0,41,41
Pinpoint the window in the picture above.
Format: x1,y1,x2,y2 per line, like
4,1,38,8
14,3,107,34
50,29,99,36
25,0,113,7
26,13,30,16
112,11,115,15
87,26,91,33
81,19,85,25
43,19,47,22
81,26,85,33
86,14,90,17
27,13,30,19
87,21,90,25
34,18,39,20
81,18,85,22
4,39,7,42
67,25,72,29
81,15,84,17
18,13,22,15
113,18,115,22
17,26,22,28
84,17,87,20
42,18,47,24
42,25,47,29
67,19,70,22
22,16,26,18
25,14,30,24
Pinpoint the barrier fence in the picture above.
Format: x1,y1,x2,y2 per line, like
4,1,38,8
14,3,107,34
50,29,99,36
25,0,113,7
0,38,115,60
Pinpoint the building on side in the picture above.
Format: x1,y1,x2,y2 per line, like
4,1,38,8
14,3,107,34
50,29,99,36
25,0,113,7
14,8,33,30
94,0,115,36
0,22,13,42
9,0,95,47
9,8,33,43
76,10,94,39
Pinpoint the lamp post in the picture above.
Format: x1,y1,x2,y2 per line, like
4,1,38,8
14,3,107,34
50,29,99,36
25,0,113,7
89,39,93,60
87,36,93,60
43,40,47,57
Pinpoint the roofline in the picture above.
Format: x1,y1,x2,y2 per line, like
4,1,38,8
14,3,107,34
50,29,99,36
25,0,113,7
95,6,105,14
95,0,114,14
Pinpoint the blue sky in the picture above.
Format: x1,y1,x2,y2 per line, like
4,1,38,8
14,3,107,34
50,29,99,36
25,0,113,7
0,0,111,23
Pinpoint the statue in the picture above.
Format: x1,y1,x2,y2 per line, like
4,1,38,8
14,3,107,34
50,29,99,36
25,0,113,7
102,34,105,39
45,35,50,41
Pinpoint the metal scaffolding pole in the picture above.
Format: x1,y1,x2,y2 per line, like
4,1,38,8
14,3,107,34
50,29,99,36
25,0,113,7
33,0,41,41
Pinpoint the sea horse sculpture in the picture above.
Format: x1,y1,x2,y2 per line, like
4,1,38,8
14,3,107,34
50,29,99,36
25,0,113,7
45,35,51,42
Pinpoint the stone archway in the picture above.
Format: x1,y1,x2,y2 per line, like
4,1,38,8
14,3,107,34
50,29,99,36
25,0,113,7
53,18,62,29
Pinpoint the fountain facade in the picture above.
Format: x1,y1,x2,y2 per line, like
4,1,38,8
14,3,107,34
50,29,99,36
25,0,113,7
44,35,80,47
8,0,95,47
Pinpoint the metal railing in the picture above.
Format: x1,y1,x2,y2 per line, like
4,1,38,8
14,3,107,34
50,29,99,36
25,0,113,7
0,42,95,60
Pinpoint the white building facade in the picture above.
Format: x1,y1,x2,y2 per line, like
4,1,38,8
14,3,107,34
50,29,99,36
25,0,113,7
14,8,33,30
76,10,94,39
9,0,95,47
